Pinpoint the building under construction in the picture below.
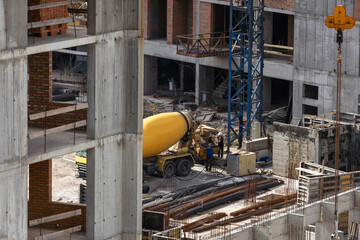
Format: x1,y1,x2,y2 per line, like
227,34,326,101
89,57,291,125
0,0,360,239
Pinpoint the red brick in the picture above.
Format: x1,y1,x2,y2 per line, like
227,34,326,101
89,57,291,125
28,160,86,230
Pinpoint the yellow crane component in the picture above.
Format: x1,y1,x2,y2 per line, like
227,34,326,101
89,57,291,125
143,111,193,158
325,5,355,32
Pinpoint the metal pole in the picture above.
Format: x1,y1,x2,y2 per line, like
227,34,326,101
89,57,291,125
333,39,342,239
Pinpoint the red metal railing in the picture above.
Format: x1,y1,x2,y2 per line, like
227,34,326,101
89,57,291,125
177,32,229,58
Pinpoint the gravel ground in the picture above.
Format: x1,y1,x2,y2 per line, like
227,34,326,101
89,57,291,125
52,153,86,203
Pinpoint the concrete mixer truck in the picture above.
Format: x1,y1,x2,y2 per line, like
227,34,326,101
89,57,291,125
75,111,219,178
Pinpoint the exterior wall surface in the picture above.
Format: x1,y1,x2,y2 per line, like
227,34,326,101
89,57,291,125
273,122,318,177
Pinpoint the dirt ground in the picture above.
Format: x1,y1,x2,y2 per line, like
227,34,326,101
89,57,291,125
52,152,86,203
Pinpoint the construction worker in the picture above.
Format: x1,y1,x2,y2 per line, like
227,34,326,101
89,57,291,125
217,132,224,159
205,143,214,171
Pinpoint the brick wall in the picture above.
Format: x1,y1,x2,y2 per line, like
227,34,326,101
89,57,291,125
191,2,213,35
264,0,294,11
28,160,86,230
143,0,151,39
199,2,213,34
28,0,68,38
28,52,87,128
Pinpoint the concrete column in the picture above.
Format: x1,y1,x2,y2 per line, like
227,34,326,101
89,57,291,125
292,75,302,119
144,55,158,95
180,62,185,90
263,77,272,111
87,0,142,239
0,0,28,239
195,63,200,104
195,64,214,105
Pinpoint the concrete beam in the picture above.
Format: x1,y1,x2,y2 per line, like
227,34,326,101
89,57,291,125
144,55,158,95
196,65,214,105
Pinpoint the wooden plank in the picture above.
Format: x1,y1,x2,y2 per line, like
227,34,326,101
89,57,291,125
28,0,83,11
0,236,7,240
295,167,324,176
55,49,87,56
29,103,88,120
28,120,87,139
29,209,81,227
264,43,294,50
28,17,74,29
34,225,81,240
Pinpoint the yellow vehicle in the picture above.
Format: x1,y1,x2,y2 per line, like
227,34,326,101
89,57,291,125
75,111,218,178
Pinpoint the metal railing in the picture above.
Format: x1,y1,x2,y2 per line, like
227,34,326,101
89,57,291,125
177,31,294,60
177,32,229,58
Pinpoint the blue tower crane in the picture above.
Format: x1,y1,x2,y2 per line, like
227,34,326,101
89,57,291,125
227,0,264,147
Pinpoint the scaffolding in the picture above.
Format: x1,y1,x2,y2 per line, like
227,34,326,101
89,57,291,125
227,0,264,145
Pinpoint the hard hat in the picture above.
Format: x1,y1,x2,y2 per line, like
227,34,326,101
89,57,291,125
218,132,223,136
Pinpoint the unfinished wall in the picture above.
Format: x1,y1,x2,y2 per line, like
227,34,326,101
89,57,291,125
265,0,294,11
28,52,87,128
199,2,213,34
292,67,360,118
28,0,67,37
292,0,360,118
273,121,359,176
273,122,317,177
28,160,87,229
318,125,352,171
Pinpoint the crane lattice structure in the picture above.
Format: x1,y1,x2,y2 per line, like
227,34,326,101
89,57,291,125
227,0,264,147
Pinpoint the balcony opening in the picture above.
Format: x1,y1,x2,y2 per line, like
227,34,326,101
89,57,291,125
213,4,230,33
303,104,318,116
303,84,319,100
148,0,167,39
271,78,291,108
263,12,294,61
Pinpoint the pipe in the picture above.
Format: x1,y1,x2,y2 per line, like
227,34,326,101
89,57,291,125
174,180,283,219
169,178,276,218
230,192,297,216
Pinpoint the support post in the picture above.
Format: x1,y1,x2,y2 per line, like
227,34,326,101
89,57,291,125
87,0,143,239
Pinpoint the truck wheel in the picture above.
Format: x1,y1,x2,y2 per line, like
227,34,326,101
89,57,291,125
176,159,191,177
161,161,176,178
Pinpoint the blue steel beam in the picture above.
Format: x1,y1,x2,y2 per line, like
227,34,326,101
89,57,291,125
227,0,264,147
